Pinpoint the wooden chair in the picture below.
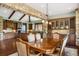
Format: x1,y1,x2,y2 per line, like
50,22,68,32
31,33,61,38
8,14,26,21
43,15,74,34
46,32,53,39
52,32,62,48
27,33,35,43
35,33,42,42
45,33,69,56
53,32,60,41
16,39,28,56
19,33,28,42
16,38,42,56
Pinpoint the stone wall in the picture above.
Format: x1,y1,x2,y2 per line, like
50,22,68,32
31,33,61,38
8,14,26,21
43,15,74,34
76,9,79,46
0,16,3,32
0,16,3,40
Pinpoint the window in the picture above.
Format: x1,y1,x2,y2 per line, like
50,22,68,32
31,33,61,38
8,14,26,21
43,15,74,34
35,23,42,31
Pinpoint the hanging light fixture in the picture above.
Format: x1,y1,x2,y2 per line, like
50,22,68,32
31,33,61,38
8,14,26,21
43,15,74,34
49,22,52,25
46,21,48,24
46,3,48,24
42,20,45,23
42,3,48,24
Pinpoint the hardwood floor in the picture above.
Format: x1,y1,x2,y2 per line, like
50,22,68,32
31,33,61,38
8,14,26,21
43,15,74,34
0,38,17,56
9,52,18,56
0,32,78,56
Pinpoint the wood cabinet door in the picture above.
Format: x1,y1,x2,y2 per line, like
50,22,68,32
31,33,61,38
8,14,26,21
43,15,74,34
67,34,76,46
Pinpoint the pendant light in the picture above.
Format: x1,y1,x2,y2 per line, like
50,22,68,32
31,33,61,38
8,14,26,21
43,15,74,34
46,3,48,24
42,3,48,24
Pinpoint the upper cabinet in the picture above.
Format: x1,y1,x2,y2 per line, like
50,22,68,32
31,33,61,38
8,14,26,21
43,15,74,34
48,16,75,33
64,19,70,29
59,19,64,29
3,20,17,30
56,21,59,29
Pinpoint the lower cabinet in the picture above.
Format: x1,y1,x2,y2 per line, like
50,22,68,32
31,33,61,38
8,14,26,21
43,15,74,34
67,33,76,47
0,33,17,56
0,38,17,56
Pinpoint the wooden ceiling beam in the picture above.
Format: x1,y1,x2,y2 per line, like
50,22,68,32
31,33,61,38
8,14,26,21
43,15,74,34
19,14,26,21
29,16,31,22
8,10,15,19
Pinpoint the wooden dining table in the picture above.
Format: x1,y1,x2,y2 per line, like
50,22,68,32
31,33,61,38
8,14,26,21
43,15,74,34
27,38,62,54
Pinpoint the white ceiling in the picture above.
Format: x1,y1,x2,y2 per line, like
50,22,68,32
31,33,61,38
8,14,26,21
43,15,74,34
0,3,79,22
30,16,42,21
0,6,13,19
10,11,24,21
20,15,29,23
26,3,79,17
0,6,42,23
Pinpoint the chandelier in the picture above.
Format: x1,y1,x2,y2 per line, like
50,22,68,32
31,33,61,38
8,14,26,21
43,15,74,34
42,3,51,24
42,3,48,24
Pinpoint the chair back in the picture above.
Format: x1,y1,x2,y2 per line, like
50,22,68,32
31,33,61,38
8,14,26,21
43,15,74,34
16,38,28,56
27,33,35,43
19,33,28,41
53,32,60,40
36,33,41,41
60,33,69,56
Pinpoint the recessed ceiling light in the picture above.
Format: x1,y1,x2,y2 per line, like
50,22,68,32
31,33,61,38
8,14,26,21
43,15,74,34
68,8,72,10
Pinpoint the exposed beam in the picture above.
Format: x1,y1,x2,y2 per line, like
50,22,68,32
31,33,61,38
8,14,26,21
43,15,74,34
19,14,26,21
0,3,46,20
29,16,31,22
8,10,15,19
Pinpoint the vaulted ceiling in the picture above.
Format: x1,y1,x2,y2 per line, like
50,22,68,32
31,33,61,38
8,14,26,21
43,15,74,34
0,5,42,23
0,3,79,23
26,3,79,18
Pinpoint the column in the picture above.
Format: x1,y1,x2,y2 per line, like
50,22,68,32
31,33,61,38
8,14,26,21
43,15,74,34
42,20,48,38
76,9,79,46
0,16,3,40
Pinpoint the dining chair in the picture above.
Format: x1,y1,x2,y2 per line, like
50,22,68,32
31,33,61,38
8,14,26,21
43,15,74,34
35,33,41,42
27,33,35,43
16,38,42,56
59,33,69,55
53,32,60,40
16,39,28,56
27,43,42,56
45,33,69,56
19,33,28,42
46,32,53,39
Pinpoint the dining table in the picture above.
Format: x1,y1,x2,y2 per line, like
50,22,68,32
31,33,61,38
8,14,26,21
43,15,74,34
27,38,62,54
